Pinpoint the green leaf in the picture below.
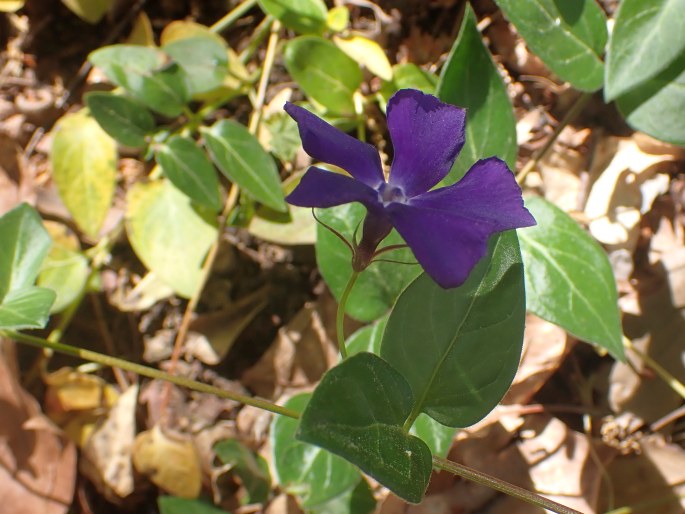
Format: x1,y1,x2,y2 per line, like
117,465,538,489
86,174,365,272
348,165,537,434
495,0,607,92
437,5,516,184
158,496,227,514
89,45,188,117
0,287,56,330
51,109,117,237
394,63,437,93
85,92,155,148
346,315,387,355
297,353,432,504
125,180,218,299
519,197,624,360
615,52,685,146
410,415,456,459
258,0,327,34
605,0,685,101
0,203,52,299
315,203,421,322
271,393,361,508
309,478,376,514
201,120,286,212
214,439,270,505
155,135,223,211
162,36,228,96
284,36,362,115
0,203,55,329
381,231,525,427
37,244,88,314
247,206,316,245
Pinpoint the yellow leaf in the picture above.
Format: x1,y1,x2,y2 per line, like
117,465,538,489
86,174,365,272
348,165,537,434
326,6,349,32
125,12,154,46
0,0,24,12
51,109,117,237
61,0,112,23
132,425,202,498
333,34,393,81
160,20,226,47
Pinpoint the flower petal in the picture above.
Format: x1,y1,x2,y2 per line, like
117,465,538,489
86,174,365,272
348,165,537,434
385,157,535,288
286,166,381,209
285,102,384,188
386,89,466,197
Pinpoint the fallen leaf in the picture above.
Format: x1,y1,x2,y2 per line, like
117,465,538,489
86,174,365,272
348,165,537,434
0,340,77,514
80,385,138,501
132,424,202,499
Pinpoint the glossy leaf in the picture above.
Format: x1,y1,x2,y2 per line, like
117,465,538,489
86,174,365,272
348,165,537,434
519,197,624,360
284,36,362,115
437,5,516,184
125,180,218,299
381,231,525,427
155,135,222,211
615,52,685,146
333,34,392,80
495,0,607,92
158,496,226,514
0,287,56,330
605,0,685,101
89,45,188,117
162,36,228,96
258,0,327,34
50,109,117,237
316,203,421,322
201,120,286,212
85,91,155,148
298,352,432,504
346,315,387,355
271,393,360,508
214,439,270,505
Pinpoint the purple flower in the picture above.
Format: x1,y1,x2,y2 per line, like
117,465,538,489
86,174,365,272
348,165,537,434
285,89,536,288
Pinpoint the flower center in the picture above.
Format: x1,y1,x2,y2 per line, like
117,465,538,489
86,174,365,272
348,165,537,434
378,183,406,205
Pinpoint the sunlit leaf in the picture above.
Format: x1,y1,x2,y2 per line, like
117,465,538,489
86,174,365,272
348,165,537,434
126,180,218,299
333,34,393,81
258,0,327,34
61,0,112,23
519,197,624,360
51,109,117,237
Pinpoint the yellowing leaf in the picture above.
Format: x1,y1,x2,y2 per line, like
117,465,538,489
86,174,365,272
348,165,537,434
125,12,154,46
160,20,226,47
333,34,393,80
51,109,117,237
61,0,112,23
0,0,24,12
132,425,202,498
125,180,218,298
326,6,349,32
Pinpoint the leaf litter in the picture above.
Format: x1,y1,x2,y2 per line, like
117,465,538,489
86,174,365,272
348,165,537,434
2,1,685,513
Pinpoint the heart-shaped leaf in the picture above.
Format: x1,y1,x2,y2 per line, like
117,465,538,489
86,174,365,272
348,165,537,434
297,352,433,504
519,197,624,360
437,5,516,184
381,231,525,428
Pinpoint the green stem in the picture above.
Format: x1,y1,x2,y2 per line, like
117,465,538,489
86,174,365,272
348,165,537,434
516,92,592,185
4,330,300,420
432,456,583,514
336,271,360,359
210,0,258,33
624,336,685,400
